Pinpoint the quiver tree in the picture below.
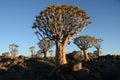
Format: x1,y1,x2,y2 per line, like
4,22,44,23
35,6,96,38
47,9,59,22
29,46,35,58
9,44,19,59
94,39,103,57
32,4,91,66
37,39,54,59
74,35,96,60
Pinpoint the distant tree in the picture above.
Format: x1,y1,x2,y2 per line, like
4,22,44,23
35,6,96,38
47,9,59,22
32,4,91,66
74,35,96,60
93,51,99,58
36,50,43,58
37,39,54,59
29,46,35,58
9,44,19,59
94,39,103,57
2,52,10,58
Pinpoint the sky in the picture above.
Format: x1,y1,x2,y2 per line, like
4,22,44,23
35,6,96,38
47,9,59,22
0,0,120,56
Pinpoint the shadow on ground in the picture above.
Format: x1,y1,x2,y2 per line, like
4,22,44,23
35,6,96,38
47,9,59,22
0,55,120,80
0,58,54,80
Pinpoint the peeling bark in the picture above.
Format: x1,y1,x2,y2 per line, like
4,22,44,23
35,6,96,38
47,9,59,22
55,38,68,66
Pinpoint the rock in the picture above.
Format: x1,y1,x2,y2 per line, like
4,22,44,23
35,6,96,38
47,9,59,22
73,62,82,71
12,59,18,65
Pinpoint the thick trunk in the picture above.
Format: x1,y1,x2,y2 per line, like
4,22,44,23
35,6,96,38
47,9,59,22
83,49,89,60
55,39,68,66
97,49,100,57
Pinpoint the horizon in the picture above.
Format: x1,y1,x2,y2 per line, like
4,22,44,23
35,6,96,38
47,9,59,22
0,0,120,56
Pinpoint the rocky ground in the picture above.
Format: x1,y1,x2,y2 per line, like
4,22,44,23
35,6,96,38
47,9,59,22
0,55,120,80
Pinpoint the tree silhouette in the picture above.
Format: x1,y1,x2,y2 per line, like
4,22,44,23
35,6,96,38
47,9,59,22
29,46,35,58
32,4,91,66
37,39,54,59
74,35,95,60
9,44,19,59
94,39,103,57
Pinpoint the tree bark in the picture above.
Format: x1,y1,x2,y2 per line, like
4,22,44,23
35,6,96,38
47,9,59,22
97,49,100,57
55,38,68,66
31,51,34,58
83,49,89,60
43,50,47,59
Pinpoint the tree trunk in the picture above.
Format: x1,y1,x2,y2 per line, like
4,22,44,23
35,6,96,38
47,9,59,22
43,50,47,59
97,49,100,57
83,49,89,60
31,51,34,58
10,52,13,59
55,39,68,66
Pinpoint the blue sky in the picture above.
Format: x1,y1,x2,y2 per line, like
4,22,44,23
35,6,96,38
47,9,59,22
0,0,120,56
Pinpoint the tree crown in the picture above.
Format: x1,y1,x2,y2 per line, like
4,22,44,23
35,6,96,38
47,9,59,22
74,35,96,50
37,39,54,52
29,46,35,51
94,39,103,49
32,4,91,42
